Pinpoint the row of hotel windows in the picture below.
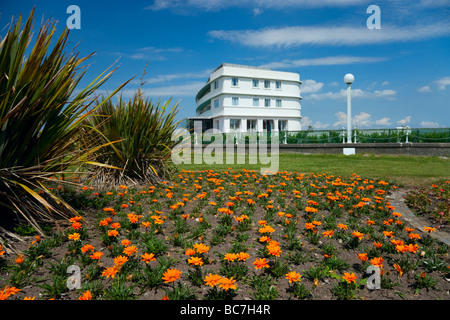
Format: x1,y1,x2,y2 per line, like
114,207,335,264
213,78,282,90
213,97,283,108
227,119,288,132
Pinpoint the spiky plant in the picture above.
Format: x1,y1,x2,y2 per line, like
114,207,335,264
84,89,181,187
0,8,127,235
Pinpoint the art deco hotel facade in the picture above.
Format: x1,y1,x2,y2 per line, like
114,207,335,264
190,63,302,134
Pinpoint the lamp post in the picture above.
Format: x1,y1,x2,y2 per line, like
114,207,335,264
344,73,354,144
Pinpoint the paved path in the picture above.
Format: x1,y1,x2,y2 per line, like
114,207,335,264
388,190,450,246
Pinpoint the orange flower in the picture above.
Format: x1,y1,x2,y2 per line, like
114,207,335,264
90,252,103,260
342,272,357,284
424,227,436,233
337,223,348,230
405,243,420,253
99,218,111,226
128,213,140,223
123,245,138,256
393,263,403,276
259,225,275,234
114,255,129,266
218,277,237,291
111,222,121,229
15,254,25,265
253,258,270,269
352,231,364,240
31,235,41,244
373,241,383,249
162,268,182,283
383,230,394,238
81,244,95,253
357,253,368,262
370,257,384,268
71,222,82,230
224,253,238,262
322,230,334,238
193,243,210,254
188,256,204,266
266,243,282,257
285,271,301,283
305,206,318,213
141,221,151,228
408,233,421,240
237,252,250,261
108,229,119,237
121,239,132,246
102,266,119,279
204,273,222,287
185,248,196,256
0,285,20,300
305,223,315,230
141,252,156,264
78,290,93,300
68,233,80,241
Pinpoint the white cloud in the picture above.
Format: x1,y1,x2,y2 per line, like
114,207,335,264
253,8,263,16
146,81,205,97
333,111,373,128
307,88,396,101
397,116,412,126
374,117,392,126
381,81,389,86
208,23,450,48
420,121,440,128
259,56,386,69
301,116,330,130
332,112,396,128
146,0,367,12
112,46,183,61
300,79,324,94
147,69,212,84
417,85,432,93
435,77,450,90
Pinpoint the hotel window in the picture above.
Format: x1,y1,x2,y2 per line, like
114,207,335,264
232,77,239,87
230,119,241,131
214,80,219,89
276,99,282,107
264,80,271,88
232,97,239,106
264,98,271,107
252,79,259,88
214,99,219,108
278,120,287,131
247,119,257,132
253,98,259,106
276,81,282,89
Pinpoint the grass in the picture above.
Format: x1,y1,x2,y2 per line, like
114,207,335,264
179,153,450,187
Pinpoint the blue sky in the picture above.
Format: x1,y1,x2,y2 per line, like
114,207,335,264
2,0,450,129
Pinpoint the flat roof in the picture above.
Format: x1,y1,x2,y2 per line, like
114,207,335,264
213,63,272,73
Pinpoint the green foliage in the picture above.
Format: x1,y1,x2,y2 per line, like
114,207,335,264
0,8,126,234
84,90,181,186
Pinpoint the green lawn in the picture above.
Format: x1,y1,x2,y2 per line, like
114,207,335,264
177,153,450,187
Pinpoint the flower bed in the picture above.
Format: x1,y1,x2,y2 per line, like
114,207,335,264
1,170,449,300
404,181,449,232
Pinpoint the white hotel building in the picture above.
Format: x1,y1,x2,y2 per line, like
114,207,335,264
188,63,302,134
